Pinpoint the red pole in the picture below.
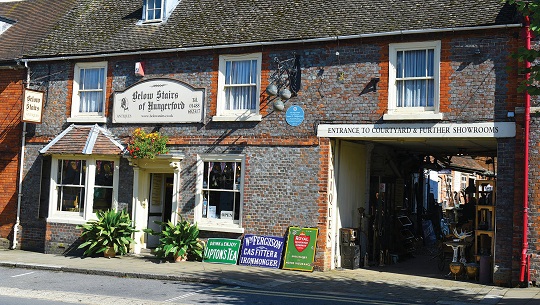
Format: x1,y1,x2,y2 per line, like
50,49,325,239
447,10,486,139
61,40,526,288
520,15,531,283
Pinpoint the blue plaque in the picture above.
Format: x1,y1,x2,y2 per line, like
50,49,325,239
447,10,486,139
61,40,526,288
239,234,285,269
286,105,304,126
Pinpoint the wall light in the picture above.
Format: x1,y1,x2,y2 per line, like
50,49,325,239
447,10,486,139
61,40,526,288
266,55,301,111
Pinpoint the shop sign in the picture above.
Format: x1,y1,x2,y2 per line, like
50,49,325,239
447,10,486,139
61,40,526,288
238,234,285,269
203,238,241,265
317,122,516,138
112,78,204,123
283,227,318,272
22,89,44,124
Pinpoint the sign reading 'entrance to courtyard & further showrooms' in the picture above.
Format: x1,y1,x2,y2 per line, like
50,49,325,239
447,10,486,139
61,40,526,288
317,122,516,138
112,78,205,123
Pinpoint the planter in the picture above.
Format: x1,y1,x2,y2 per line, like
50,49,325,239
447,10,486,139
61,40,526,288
104,246,116,258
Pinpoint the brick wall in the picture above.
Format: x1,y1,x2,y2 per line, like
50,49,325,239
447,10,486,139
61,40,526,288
0,68,24,248
20,29,523,273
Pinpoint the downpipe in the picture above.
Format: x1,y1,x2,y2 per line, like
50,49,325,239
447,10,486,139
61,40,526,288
520,15,531,284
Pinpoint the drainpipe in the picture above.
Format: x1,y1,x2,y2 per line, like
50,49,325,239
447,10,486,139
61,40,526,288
520,15,531,283
11,62,29,249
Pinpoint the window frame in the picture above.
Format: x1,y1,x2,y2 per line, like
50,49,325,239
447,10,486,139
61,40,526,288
47,156,120,224
385,41,442,121
195,154,245,233
69,61,108,123
143,0,164,23
214,53,262,122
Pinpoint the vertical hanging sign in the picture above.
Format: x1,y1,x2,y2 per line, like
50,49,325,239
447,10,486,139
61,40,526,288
283,227,318,272
22,89,44,124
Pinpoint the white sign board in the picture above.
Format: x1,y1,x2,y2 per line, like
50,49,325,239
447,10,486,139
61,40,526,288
113,78,204,123
22,89,44,124
317,122,515,138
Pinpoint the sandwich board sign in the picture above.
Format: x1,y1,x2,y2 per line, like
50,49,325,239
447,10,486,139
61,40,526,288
238,234,285,269
203,238,241,265
282,227,318,272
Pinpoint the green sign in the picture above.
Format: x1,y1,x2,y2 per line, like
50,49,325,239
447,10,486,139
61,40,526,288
283,227,318,272
203,238,241,264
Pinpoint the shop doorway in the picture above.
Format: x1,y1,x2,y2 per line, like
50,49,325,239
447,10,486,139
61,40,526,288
146,173,173,248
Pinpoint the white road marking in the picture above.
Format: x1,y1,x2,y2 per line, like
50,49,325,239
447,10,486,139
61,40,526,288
11,271,35,278
164,288,206,302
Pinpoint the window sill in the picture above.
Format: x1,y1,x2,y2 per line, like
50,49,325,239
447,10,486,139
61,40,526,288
383,112,444,121
46,216,88,225
198,223,245,234
212,114,262,122
67,117,107,124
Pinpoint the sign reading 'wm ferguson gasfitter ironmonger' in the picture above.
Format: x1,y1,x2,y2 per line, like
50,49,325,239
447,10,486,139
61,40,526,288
317,122,516,138
113,78,205,123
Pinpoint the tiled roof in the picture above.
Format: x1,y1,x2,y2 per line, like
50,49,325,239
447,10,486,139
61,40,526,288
25,0,520,58
0,0,77,62
40,124,125,156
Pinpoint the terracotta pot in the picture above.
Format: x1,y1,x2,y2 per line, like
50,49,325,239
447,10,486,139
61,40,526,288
173,253,187,262
104,246,116,258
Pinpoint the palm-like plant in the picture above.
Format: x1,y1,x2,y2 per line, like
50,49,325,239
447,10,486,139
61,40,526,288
77,209,138,257
144,216,204,261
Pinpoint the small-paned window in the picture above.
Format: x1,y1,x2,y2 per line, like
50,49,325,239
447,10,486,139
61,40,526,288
215,53,262,121
48,157,119,223
385,41,442,120
196,155,245,233
70,62,107,122
145,0,163,21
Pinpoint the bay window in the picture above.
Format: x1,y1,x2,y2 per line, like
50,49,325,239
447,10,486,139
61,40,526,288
48,157,118,223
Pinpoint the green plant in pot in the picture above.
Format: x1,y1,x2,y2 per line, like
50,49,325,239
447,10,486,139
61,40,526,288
144,216,204,262
77,209,138,257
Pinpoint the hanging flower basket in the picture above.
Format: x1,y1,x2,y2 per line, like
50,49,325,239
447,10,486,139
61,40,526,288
126,128,169,159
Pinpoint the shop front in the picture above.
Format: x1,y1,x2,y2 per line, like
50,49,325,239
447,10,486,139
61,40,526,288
318,121,515,276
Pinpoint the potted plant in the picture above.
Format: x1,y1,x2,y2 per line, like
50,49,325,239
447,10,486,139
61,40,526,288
144,216,204,262
77,209,138,258
126,128,169,159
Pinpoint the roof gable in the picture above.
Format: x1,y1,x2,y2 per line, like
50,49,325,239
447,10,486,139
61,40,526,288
40,124,125,156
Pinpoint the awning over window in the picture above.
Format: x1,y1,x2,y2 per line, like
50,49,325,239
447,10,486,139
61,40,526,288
40,124,125,155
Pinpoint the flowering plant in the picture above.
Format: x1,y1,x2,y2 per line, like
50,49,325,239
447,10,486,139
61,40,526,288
127,128,169,159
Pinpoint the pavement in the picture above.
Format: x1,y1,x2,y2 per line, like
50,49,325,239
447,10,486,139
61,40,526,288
1,249,539,304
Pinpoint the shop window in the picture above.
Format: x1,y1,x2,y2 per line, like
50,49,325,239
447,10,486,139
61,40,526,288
69,62,107,123
196,155,244,233
385,41,442,120
48,157,118,223
214,53,262,121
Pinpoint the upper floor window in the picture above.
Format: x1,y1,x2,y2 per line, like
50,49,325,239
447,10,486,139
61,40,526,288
48,157,119,224
215,53,262,121
141,0,179,24
385,41,442,120
145,0,162,22
70,62,107,123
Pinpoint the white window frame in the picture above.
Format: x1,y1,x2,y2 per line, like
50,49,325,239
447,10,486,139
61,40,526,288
194,154,245,233
214,53,262,122
68,62,107,123
144,0,164,23
385,41,443,121
47,156,120,224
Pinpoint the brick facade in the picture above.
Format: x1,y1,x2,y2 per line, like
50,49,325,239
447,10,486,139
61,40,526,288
0,68,24,248
18,28,537,279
